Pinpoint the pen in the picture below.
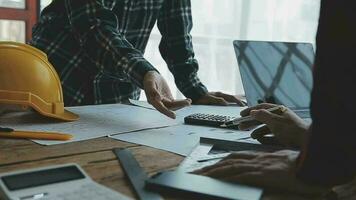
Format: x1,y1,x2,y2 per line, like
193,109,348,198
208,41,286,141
221,106,287,128
0,127,73,141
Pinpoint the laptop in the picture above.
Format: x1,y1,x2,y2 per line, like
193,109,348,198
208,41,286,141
233,40,314,119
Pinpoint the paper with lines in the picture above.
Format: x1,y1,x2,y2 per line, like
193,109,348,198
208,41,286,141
111,124,252,156
0,103,178,145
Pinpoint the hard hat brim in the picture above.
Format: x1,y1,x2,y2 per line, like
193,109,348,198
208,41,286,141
40,109,80,122
35,109,79,121
0,91,80,122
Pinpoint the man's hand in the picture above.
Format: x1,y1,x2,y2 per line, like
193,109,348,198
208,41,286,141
195,150,329,195
239,103,309,147
143,71,191,119
194,92,246,106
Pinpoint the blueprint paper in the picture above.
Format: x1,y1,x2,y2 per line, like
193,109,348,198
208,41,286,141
111,103,251,156
110,124,252,156
178,143,224,172
129,100,246,123
129,99,155,110
0,103,178,145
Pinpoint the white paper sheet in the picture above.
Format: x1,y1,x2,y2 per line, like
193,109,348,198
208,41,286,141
177,143,225,173
111,103,252,156
129,99,155,110
0,103,178,145
129,100,246,122
110,124,252,156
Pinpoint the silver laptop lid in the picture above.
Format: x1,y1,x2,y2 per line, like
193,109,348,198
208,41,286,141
233,40,314,110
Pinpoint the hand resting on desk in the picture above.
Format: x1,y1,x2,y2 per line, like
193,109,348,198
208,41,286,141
195,150,330,195
194,104,329,195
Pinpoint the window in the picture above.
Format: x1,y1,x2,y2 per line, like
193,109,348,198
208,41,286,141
40,0,50,10
0,0,39,42
144,0,321,99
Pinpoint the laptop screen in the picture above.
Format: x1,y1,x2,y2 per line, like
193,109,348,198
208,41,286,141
234,41,314,109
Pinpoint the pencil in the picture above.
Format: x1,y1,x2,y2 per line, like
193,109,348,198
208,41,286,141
221,106,287,128
0,128,73,141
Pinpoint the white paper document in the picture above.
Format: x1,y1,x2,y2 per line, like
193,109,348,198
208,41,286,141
110,124,252,156
177,143,227,173
0,103,178,145
129,100,246,122
111,103,252,156
129,99,155,110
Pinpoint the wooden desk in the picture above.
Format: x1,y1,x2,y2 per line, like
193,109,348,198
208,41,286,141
0,137,355,200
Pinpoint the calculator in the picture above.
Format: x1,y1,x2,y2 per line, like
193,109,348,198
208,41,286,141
0,163,132,200
184,113,237,128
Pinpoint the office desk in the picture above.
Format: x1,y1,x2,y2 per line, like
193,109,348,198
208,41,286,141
0,137,355,200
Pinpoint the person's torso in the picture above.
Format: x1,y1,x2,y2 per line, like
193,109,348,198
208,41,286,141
32,0,168,106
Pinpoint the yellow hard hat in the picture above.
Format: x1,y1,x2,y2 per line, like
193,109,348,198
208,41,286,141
0,41,79,121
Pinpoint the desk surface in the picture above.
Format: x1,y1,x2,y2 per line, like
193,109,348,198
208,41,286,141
0,137,355,200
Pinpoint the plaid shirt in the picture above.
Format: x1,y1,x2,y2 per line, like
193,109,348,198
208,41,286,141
30,0,208,106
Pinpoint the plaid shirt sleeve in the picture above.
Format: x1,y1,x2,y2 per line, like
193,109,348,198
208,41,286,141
63,0,156,88
157,0,208,101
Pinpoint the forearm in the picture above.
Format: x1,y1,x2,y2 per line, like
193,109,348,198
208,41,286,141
157,0,208,101
169,61,208,101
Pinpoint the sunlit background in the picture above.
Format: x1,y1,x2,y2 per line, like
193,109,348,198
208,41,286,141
0,0,320,100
